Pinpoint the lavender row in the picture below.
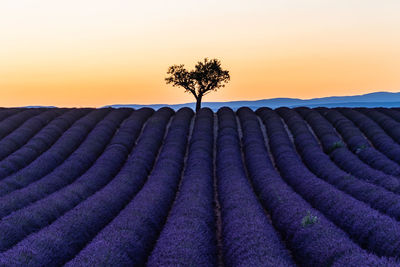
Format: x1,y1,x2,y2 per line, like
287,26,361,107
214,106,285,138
297,108,400,193
0,109,64,160
357,108,400,144
0,109,137,251
239,107,395,266
259,107,400,258
0,108,22,122
278,107,400,222
215,107,294,266
339,108,400,164
0,108,172,266
0,108,45,140
147,108,217,267
0,109,127,197
0,108,171,259
65,108,193,266
0,108,109,185
0,109,89,179
0,109,152,219
378,108,400,123
321,108,400,176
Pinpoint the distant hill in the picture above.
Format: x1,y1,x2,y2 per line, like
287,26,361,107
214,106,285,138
107,91,400,111
23,106,57,108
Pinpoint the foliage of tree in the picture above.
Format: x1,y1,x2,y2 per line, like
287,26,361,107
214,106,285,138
166,58,230,111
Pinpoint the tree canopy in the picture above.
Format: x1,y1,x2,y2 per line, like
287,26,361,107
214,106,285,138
166,58,230,111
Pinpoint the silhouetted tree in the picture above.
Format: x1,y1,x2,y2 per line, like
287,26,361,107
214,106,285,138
166,58,230,112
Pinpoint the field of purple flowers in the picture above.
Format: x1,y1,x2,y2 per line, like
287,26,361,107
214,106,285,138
1,106,400,266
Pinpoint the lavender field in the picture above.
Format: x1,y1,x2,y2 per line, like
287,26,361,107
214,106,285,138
1,106,400,266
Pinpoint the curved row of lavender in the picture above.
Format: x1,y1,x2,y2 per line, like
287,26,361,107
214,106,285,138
297,108,400,192
147,108,217,266
321,108,400,176
216,108,295,266
277,108,400,222
0,109,64,160
66,107,193,266
0,107,400,266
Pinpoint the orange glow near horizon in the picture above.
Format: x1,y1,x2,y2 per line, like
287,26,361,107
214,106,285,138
1,0,400,107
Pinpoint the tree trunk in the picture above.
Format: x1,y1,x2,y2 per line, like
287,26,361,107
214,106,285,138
195,95,202,112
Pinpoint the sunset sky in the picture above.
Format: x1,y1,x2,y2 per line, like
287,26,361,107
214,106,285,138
1,0,399,107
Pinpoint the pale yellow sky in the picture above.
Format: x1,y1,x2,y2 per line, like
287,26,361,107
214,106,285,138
0,0,399,107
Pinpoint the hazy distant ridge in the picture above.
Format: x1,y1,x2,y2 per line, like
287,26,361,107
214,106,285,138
107,91,400,111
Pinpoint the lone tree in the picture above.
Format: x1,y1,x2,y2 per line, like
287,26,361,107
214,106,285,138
166,58,230,112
